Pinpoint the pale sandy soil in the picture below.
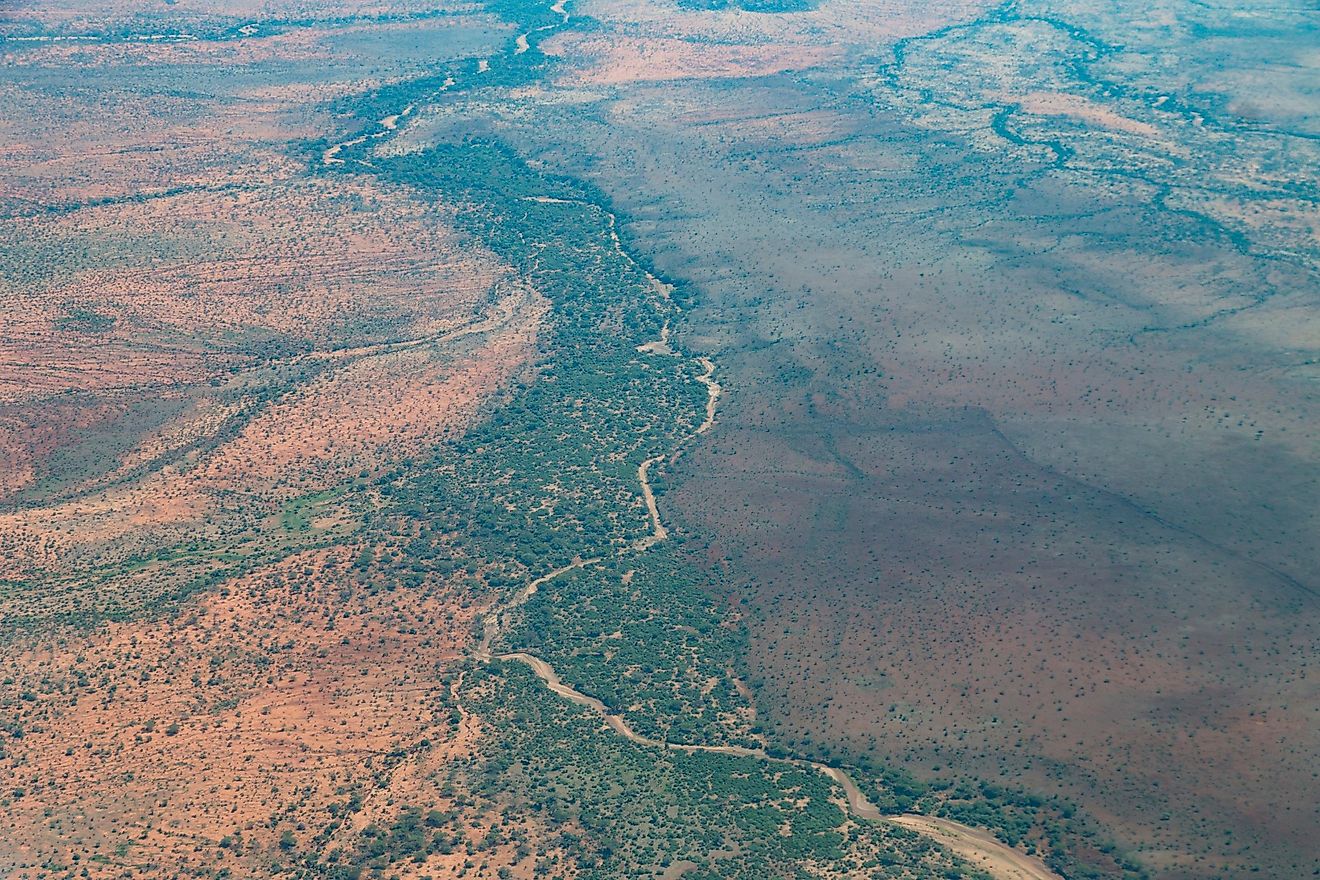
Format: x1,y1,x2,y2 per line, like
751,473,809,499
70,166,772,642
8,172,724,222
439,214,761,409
888,816,1061,880
576,0,995,55
545,33,838,84
1014,91,1160,137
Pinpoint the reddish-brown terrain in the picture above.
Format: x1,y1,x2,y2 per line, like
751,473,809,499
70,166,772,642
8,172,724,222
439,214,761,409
0,7,562,877
2,0,1317,877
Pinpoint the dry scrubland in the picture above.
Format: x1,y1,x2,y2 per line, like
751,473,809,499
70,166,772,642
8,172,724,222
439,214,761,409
0,7,563,876
2,546,492,877
1,0,1317,878
0,5,541,618
461,0,1319,875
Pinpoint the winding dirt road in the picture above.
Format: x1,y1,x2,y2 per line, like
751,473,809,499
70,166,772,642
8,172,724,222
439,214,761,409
632,454,669,551
888,816,1060,880
693,357,720,437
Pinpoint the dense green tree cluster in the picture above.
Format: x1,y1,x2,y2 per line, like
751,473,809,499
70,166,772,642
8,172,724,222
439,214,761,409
504,554,758,746
359,140,707,581
448,663,986,880
322,109,1142,880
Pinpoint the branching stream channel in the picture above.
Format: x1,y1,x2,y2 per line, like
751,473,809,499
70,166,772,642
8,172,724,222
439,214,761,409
470,346,1058,880
319,8,1063,877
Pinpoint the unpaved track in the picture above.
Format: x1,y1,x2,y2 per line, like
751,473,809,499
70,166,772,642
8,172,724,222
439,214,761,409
693,357,720,437
633,356,720,550
523,195,675,302
632,454,669,550
888,816,1059,880
473,334,1060,880
303,285,537,365
820,765,881,820
497,651,666,746
494,649,879,799
635,321,674,356
476,556,601,658
295,13,1058,873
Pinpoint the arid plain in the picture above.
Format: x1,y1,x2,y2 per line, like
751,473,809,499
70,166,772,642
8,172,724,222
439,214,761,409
2,0,1317,878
